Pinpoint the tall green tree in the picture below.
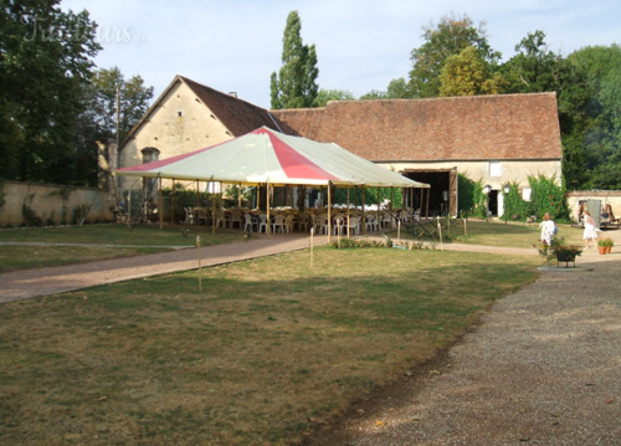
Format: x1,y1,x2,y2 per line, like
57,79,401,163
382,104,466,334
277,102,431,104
502,30,561,94
439,46,507,96
72,67,154,186
270,10,319,109
560,45,621,189
0,0,101,183
408,13,500,98
90,67,153,143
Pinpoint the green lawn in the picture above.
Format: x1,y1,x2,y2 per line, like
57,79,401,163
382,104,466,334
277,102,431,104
388,219,585,249
0,245,540,445
0,220,584,273
0,224,248,272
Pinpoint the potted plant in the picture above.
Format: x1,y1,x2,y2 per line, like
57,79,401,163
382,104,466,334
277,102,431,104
600,237,614,254
549,237,582,267
597,238,609,255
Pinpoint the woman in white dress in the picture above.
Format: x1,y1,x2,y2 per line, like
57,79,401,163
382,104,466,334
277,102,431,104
539,212,556,246
582,210,601,248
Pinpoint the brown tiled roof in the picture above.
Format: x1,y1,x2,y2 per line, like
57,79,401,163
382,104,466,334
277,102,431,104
179,76,282,136
272,93,562,162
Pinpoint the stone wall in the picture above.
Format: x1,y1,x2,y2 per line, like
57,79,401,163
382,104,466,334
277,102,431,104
0,180,115,227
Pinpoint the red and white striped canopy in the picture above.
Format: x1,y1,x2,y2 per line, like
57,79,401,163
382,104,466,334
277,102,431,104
115,126,428,188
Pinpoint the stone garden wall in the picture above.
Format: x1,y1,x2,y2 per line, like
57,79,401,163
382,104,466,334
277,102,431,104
0,180,115,227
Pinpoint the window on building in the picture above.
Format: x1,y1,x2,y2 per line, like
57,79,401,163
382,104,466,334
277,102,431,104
141,147,160,164
489,161,502,177
522,187,532,202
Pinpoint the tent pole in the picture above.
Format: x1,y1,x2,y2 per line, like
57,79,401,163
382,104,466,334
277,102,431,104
347,187,351,238
391,187,395,228
266,182,271,238
171,179,175,225
196,180,199,209
361,186,366,234
426,188,430,219
327,182,332,243
142,179,146,222
220,182,224,228
158,177,163,230
377,186,381,231
419,188,423,220
238,182,242,208
211,188,216,235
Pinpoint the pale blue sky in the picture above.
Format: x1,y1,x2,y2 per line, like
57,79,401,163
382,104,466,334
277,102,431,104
60,0,621,108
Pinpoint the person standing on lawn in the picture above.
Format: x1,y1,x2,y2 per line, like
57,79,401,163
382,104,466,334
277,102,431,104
582,210,601,248
539,212,556,246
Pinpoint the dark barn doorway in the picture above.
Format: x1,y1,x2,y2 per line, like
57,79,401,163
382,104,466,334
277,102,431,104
488,190,499,216
403,168,458,217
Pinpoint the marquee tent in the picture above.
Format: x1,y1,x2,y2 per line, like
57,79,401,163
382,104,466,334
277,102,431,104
114,126,429,237
115,126,429,189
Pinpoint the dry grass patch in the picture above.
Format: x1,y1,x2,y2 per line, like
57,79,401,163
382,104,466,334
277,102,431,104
0,247,539,445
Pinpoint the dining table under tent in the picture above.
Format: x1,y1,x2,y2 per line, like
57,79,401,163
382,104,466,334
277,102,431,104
114,126,430,240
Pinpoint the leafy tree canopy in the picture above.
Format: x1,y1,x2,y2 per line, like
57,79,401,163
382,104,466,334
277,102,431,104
560,44,621,189
439,46,507,96
408,13,500,98
71,67,154,186
360,77,412,100
313,89,354,107
90,67,154,143
1,0,100,184
502,30,562,94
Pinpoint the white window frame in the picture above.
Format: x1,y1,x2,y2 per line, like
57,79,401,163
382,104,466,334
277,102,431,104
522,187,532,202
489,161,502,177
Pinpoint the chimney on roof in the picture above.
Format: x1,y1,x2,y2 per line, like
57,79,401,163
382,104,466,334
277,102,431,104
229,92,238,98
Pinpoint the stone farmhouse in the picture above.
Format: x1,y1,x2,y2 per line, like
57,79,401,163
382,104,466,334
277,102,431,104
118,75,562,217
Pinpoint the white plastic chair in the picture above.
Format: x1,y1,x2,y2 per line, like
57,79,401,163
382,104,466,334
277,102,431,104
365,214,377,232
297,213,310,232
272,214,285,233
258,214,269,233
284,214,296,233
214,209,226,228
380,212,392,229
313,215,329,234
230,211,243,229
197,207,208,225
347,216,361,235
184,207,194,225
332,216,345,235
243,213,256,232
